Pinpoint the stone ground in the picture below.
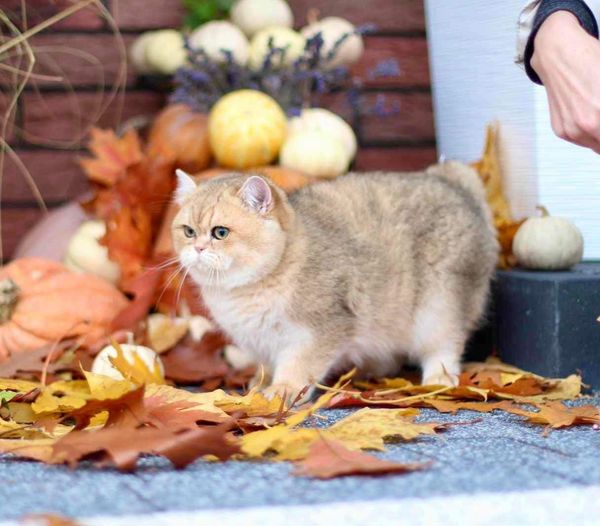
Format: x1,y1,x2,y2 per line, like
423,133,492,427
0,397,599,525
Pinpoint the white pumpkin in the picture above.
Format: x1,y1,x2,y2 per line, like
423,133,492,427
91,343,165,381
189,21,250,65
513,207,584,270
280,130,349,178
231,0,293,37
64,220,121,285
248,26,306,70
288,108,357,160
129,31,156,74
300,17,364,68
144,29,186,74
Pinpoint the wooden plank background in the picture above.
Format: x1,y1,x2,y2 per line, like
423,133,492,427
1,0,436,259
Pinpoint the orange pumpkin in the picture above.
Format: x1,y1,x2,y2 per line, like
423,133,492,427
147,104,212,173
0,258,129,361
247,166,311,193
192,166,311,193
193,167,230,183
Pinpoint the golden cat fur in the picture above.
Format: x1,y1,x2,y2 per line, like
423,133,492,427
172,162,498,399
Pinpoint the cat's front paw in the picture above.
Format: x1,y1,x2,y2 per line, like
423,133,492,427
262,382,311,405
422,372,459,387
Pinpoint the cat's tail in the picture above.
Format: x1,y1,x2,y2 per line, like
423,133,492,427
425,160,487,204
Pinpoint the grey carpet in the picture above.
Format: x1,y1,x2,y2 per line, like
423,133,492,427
0,397,598,521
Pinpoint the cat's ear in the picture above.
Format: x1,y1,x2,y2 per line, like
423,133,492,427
174,169,197,205
239,176,273,214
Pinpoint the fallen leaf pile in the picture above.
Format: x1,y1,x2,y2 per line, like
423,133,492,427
0,353,597,479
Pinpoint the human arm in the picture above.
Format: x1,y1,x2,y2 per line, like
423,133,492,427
518,1,600,152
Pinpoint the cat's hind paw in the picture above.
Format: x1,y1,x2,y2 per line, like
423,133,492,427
422,372,459,387
262,382,312,405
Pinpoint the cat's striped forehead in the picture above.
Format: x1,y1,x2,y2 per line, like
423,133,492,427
184,174,245,223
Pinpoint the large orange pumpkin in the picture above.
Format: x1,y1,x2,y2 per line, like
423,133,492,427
147,104,212,173
192,166,311,193
0,258,129,361
247,166,311,193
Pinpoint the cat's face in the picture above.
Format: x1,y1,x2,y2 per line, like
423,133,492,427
172,172,289,289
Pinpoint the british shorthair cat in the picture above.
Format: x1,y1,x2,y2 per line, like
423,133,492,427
172,162,498,400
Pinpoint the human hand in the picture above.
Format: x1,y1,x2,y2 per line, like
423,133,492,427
531,11,600,153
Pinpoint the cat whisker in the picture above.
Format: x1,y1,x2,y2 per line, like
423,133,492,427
155,264,185,307
145,256,181,271
175,267,191,307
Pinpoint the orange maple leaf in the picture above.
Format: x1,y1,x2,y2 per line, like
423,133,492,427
79,128,143,186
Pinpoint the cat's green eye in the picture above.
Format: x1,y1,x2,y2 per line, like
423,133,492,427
182,225,196,238
211,226,230,240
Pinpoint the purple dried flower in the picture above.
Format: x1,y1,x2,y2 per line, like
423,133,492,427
371,94,401,117
368,59,401,80
172,23,363,114
356,23,377,35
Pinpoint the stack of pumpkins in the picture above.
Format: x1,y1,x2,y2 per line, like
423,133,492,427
146,90,357,189
129,0,363,180
130,0,364,75
205,90,358,179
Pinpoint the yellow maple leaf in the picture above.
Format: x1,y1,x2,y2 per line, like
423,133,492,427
271,429,321,461
327,408,437,451
470,123,513,225
463,357,582,402
0,378,40,394
30,380,92,415
216,391,286,417
144,383,231,417
5,402,37,424
0,438,55,462
0,419,50,440
108,341,166,386
470,123,526,268
84,371,133,400
241,370,354,457
146,314,189,353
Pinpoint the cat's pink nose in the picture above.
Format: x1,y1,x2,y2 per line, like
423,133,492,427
195,245,205,253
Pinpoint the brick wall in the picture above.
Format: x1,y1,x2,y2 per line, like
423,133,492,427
2,0,435,259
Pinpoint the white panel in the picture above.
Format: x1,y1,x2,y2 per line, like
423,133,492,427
425,0,600,259
534,91,600,256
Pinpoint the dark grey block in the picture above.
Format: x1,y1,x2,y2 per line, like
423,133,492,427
494,263,600,389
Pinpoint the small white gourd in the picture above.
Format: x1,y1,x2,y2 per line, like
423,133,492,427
144,29,186,74
64,220,121,285
92,343,165,381
280,130,349,178
248,26,306,70
129,31,156,74
189,21,250,65
231,0,293,37
288,108,357,160
300,17,364,68
513,206,584,270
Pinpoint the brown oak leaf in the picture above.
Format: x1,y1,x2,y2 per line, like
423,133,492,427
162,333,229,384
293,438,430,479
51,422,239,471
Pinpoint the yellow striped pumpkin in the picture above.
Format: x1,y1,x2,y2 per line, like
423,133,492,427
208,90,287,169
